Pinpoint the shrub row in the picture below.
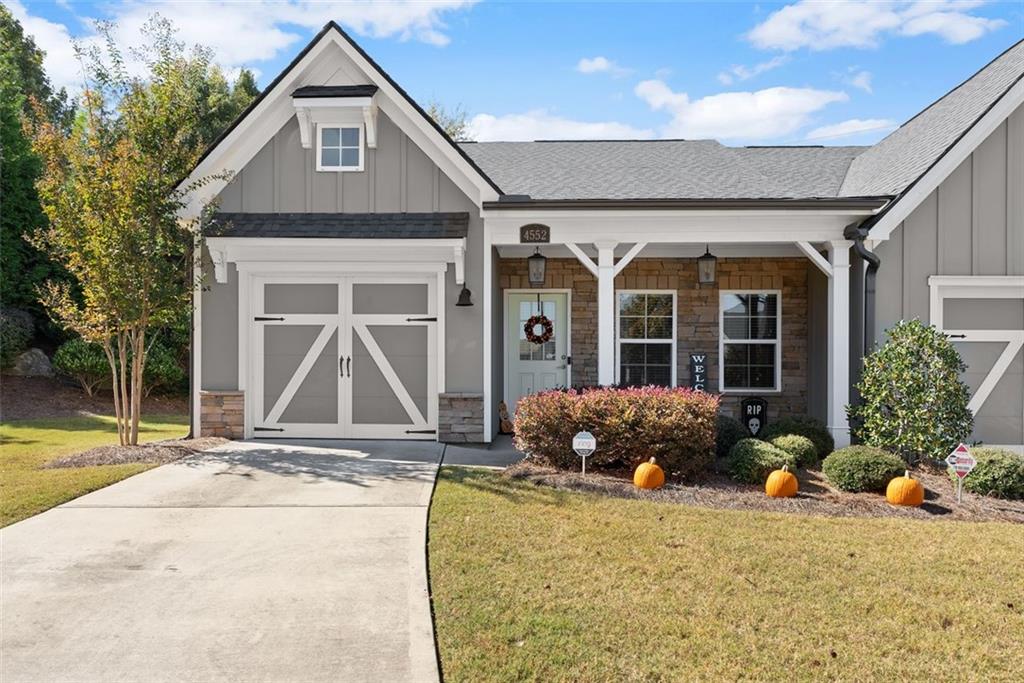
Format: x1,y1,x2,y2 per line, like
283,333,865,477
52,337,186,396
822,446,906,493
726,439,796,485
513,386,719,480
954,448,1024,500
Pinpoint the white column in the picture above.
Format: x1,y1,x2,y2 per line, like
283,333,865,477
596,240,618,385
827,240,853,447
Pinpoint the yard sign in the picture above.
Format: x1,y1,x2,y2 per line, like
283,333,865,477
573,431,596,475
945,443,976,504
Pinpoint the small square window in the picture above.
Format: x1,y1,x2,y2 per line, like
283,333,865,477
317,125,362,171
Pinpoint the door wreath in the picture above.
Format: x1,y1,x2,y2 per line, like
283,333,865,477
524,314,553,345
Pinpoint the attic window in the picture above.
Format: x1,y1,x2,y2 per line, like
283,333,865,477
317,124,363,172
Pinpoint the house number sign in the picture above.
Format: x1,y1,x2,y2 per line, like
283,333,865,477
689,353,707,391
519,223,550,244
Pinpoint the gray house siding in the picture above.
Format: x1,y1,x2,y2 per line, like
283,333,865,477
871,104,1024,445
201,110,484,397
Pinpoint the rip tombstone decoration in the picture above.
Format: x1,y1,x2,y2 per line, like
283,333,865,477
741,397,767,437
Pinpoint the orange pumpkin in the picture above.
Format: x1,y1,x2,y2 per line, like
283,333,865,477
886,470,924,507
633,457,665,490
765,465,798,498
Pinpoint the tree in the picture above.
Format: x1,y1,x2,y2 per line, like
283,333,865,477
848,319,974,464
426,99,471,141
0,5,74,329
29,16,222,445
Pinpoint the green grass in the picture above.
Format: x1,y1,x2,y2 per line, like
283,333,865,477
429,468,1024,682
0,414,188,526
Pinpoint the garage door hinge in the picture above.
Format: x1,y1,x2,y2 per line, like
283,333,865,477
254,427,285,432
254,316,285,321
406,317,437,322
405,429,437,434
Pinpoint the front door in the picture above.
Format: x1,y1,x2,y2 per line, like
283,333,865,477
250,275,438,439
506,292,569,413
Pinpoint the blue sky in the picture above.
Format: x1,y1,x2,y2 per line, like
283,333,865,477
11,1,1023,145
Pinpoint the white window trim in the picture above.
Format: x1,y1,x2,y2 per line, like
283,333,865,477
315,122,364,172
615,290,677,387
719,289,782,394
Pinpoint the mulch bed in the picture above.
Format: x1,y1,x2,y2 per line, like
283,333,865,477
506,460,1024,523
43,437,227,469
1,374,188,421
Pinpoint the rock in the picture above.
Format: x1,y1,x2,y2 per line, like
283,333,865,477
10,348,54,377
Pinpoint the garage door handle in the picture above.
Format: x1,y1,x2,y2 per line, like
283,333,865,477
254,316,285,321
346,356,351,377
947,334,967,339
406,317,437,322
339,356,344,377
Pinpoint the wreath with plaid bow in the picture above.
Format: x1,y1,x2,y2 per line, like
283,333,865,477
524,315,553,345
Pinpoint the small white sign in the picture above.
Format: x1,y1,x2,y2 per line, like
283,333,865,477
573,431,596,458
946,443,976,479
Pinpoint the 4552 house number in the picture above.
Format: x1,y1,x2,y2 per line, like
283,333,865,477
519,224,550,243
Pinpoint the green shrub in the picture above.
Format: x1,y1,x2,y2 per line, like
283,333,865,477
849,319,973,463
822,446,905,493
760,415,834,459
769,434,819,468
726,438,797,485
0,308,34,368
953,448,1024,500
514,386,719,480
53,338,109,395
716,414,747,458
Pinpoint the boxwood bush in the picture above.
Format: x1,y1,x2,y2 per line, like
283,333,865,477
716,414,747,458
52,337,186,397
726,438,797,485
953,448,1024,500
513,386,719,480
760,415,834,459
822,446,905,493
769,434,819,468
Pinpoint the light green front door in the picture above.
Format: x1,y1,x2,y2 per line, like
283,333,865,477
506,292,569,413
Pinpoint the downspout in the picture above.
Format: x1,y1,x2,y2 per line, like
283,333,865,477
844,222,880,355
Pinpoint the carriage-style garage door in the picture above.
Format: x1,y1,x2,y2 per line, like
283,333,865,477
250,275,438,439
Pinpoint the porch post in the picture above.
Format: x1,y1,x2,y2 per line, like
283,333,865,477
827,240,853,447
596,241,618,385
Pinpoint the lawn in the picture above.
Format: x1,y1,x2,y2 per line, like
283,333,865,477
0,414,188,526
429,468,1024,682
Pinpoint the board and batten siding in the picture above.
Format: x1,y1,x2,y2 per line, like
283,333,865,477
201,110,485,397
871,104,1024,445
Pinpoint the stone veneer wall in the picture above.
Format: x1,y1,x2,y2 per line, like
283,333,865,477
200,390,245,439
498,257,810,421
438,392,485,443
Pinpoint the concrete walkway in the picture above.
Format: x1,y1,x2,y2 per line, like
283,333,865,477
1,440,443,683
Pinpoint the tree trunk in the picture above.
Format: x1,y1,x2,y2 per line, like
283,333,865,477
102,339,126,446
118,333,131,447
129,327,145,445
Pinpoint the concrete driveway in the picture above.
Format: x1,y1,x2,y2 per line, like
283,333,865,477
1,440,443,683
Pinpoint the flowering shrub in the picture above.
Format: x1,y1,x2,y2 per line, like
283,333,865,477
513,386,719,480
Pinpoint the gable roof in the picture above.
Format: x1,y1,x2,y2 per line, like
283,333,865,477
841,39,1024,198
461,140,868,200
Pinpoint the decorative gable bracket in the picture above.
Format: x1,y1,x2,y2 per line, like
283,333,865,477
291,86,379,150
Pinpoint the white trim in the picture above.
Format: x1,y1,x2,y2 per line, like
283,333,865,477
795,241,832,277
717,289,783,394
191,238,202,437
315,122,364,172
826,240,851,447
483,222,493,441
264,322,337,424
564,242,598,277
502,289,573,413
496,243,808,259
613,242,647,276
353,323,427,427
596,242,618,385
868,77,1024,242
615,290,677,387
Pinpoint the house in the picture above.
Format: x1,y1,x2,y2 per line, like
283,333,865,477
182,22,1024,451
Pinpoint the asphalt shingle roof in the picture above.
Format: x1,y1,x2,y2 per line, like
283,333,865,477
205,212,469,239
841,40,1024,198
459,140,868,200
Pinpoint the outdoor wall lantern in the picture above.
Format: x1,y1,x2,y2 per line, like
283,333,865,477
455,284,473,307
698,244,717,285
527,247,547,288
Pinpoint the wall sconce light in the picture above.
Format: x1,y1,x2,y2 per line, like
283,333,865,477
527,247,547,288
455,284,473,307
698,244,717,285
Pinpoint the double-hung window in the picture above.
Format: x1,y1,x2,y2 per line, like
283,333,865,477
317,124,363,171
616,291,676,387
720,291,781,391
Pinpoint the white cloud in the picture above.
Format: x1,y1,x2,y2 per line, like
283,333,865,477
576,56,630,77
806,118,897,140
717,55,790,85
635,80,848,140
748,0,1006,51
467,110,654,141
849,69,873,93
11,0,479,91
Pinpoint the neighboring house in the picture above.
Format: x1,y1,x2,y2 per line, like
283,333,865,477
182,23,1024,451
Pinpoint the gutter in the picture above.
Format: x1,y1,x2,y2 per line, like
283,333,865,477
844,222,881,357
482,197,891,211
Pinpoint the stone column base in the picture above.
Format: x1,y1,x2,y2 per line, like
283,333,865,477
438,392,484,443
200,390,244,439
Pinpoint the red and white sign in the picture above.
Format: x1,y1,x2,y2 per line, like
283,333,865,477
946,443,976,479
